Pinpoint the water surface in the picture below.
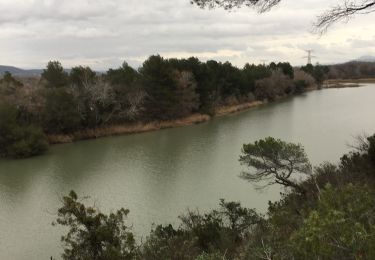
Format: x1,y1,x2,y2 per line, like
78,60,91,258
1,85,375,259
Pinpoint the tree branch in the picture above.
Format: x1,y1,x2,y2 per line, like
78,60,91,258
190,0,281,12
315,0,375,34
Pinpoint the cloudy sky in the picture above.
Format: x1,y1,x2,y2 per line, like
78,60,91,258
0,0,374,70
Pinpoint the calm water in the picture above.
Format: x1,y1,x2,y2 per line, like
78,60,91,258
1,85,375,259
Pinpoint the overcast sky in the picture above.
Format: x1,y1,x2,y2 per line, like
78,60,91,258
0,0,374,69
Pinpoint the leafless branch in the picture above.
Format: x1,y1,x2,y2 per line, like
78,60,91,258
191,0,281,12
315,0,375,34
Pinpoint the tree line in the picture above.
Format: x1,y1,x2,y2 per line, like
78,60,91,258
52,133,375,259
0,56,323,159
328,61,375,80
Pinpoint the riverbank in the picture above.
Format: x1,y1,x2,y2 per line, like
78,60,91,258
324,78,375,88
48,100,266,144
48,114,209,144
47,80,373,145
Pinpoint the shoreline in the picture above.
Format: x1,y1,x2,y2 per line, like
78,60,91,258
324,78,375,88
47,79,373,145
48,101,266,144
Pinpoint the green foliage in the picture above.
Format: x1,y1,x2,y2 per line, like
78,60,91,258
141,224,200,260
42,88,81,133
367,135,375,166
294,79,308,94
140,55,199,120
42,61,69,88
106,62,139,86
271,62,294,78
301,63,329,85
140,199,261,260
70,66,96,89
240,137,311,193
195,252,226,260
5,125,49,158
2,57,314,159
54,191,136,260
140,55,179,119
240,135,375,260
0,103,48,158
291,184,375,259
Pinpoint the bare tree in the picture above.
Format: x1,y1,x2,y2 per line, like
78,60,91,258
294,69,316,87
191,0,375,33
72,75,117,126
122,86,146,121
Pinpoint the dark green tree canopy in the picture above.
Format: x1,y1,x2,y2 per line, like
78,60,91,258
106,62,139,86
0,103,48,158
41,61,69,88
239,137,312,194
70,66,97,89
54,191,136,260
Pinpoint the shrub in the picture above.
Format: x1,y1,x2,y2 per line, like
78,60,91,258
6,125,48,158
290,184,375,259
54,191,136,260
0,103,48,158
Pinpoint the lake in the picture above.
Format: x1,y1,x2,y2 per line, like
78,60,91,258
1,85,375,259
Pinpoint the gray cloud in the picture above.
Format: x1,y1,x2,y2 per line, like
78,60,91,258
0,0,374,69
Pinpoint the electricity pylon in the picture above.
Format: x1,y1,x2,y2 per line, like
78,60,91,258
303,50,316,65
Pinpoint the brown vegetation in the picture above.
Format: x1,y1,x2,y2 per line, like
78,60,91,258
216,101,264,116
324,78,375,89
48,114,210,144
48,100,269,144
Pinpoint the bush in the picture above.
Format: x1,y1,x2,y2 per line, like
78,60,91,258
195,252,225,260
0,103,48,158
6,125,48,158
290,184,375,259
54,191,136,260
140,199,261,260
294,80,308,94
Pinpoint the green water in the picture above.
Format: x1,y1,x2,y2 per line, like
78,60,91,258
1,85,375,259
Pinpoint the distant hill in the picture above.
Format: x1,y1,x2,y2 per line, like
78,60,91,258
354,56,375,62
0,65,43,77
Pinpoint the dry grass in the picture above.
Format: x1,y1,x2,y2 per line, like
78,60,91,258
324,78,375,89
47,101,271,145
48,114,210,144
215,101,264,116
48,135,74,144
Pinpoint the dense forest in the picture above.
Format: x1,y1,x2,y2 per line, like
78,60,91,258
52,134,375,260
0,56,326,159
